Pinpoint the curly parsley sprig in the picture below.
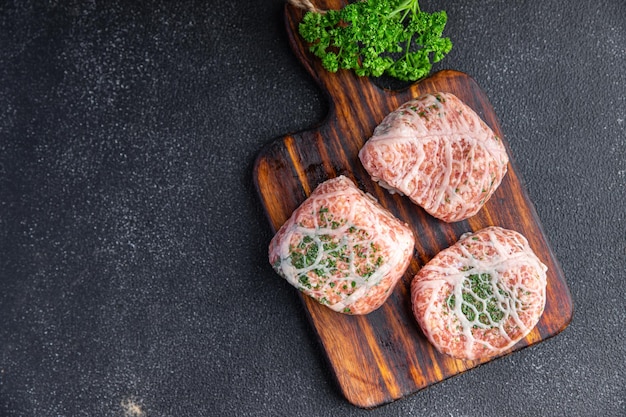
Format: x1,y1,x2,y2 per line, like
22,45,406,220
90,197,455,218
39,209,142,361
298,0,452,82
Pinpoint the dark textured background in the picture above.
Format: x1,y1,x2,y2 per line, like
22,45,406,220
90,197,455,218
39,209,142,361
1,1,625,416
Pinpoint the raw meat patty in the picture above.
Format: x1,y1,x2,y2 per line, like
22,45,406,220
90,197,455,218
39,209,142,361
359,92,509,223
411,226,547,360
269,175,415,315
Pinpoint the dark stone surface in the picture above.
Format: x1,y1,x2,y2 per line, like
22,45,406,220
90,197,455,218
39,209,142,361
1,1,624,416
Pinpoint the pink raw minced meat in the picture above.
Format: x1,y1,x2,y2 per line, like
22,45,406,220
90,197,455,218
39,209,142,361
269,175,415,315
359,92,509,223
411,226,547,360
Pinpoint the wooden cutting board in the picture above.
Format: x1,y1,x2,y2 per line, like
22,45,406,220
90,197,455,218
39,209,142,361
253,1,573,408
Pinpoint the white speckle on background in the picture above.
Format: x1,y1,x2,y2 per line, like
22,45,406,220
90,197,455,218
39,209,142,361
121,397,145,417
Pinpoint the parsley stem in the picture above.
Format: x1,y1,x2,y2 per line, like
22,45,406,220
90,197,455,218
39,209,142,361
404,31,414,58
390,0,420,20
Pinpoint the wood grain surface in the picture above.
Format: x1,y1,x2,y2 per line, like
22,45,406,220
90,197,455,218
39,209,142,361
253,0,573,408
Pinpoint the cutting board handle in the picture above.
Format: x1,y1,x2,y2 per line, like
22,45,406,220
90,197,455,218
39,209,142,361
284,1,390,111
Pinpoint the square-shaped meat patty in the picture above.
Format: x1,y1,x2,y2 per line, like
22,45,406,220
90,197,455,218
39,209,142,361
359,92,509,222
411,226,547,360
269,175,415,315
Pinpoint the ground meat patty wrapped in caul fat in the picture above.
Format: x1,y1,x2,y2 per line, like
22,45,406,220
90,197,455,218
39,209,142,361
269,175,415,315
359,92,509,223
411,227,547,360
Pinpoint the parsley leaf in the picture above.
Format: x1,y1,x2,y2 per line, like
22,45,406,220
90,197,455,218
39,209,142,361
298,0,452,82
